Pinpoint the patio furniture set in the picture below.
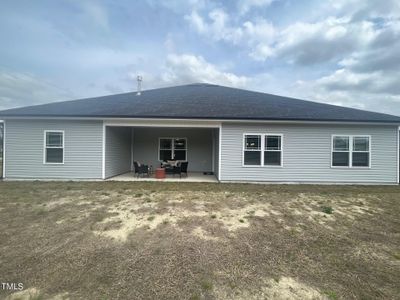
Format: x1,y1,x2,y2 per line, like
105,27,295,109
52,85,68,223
133,161,188,179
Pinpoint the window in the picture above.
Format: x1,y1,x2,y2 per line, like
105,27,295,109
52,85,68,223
264,135,282,166
352,137,370,167
44,131,64,164
159,138,172,161
159,138,187,161
332,135,370,167
332,136,349,166
244,135,261,165
173,138,187,160
243,134,283,166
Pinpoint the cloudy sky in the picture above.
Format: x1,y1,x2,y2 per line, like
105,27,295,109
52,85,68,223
0,0,399,115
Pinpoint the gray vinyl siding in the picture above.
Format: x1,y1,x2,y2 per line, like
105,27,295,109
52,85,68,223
4,119,102,179
132,127,213,172
213,128,219,179
220,123,398,184
105,127,131,178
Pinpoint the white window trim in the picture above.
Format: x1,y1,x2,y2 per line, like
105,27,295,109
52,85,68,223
158,137,188,162
242,133,283,167
43,130,65,165
331,135,371,169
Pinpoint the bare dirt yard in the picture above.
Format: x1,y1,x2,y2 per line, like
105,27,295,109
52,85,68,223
0,182,399,300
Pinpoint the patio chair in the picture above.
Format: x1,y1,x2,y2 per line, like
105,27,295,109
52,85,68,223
133,161,140,176
138,164,150,178
163,160,178,175
134,161,149,178
171,161,188,178
180,161,188,177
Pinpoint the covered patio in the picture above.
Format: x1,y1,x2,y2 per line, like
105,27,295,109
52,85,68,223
104,120,220,182
107,171,219,182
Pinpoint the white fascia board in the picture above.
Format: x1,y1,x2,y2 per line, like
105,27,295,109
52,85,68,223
2,116,400,126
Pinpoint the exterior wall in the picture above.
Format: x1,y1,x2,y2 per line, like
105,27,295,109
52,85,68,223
220,123,398,184
213,128,219,179
4,119,103,179
0,121,3,179
133,127,213,172
105,127,131,178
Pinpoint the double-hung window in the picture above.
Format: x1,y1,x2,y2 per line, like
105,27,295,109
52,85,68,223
243,134,282,166
352,137,370,167
332,136,350,166
159,138,187,161
44,131,64,164
264,135,282,165
244,135,261,165
332,135,370,167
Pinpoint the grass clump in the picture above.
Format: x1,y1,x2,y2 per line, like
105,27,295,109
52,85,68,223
147,216,155,221
321,206,333,214
392,251,400,260
189,294,201,300
324,290,338,299
200,279,213,291
35,208,48,216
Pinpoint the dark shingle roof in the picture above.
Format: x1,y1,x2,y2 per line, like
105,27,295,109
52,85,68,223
0,83,399,123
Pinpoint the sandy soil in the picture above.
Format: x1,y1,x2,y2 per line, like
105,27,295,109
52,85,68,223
0,181,399,300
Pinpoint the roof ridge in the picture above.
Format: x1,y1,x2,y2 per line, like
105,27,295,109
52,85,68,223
0,83,399,122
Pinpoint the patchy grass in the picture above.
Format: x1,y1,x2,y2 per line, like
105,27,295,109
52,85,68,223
321,205,334,214
324,290,339,299
0,181,399,299
200,279,213,291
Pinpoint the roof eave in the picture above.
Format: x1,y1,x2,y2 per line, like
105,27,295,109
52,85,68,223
1,114,400,125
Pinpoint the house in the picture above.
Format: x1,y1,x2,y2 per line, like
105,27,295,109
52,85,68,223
0,83,399,184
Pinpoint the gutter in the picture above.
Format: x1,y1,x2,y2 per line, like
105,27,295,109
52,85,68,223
1,115,400,126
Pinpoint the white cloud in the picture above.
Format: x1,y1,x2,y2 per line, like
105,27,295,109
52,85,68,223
185,9,275,46
123,53,248,91
254,17,377,63
292,71,400,115
146,0,208,14
316,69,400,95
162,54,249,87
186,9,377,63
238,0,276,14
79,1,110,31
328,0,400,19
186,2,397,66
0,71,73,110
